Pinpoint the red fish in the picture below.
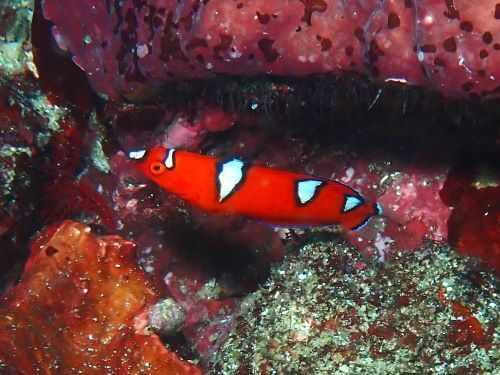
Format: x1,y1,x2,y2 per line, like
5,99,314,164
129,147,382,230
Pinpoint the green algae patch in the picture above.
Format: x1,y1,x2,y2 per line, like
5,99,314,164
212,242,499,374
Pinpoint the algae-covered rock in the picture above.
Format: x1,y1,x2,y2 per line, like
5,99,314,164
213,240,499,374
0,0,36,77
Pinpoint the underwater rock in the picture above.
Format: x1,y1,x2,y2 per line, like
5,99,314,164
212,240,499,373
0,73,69,292
0,0,36,77
370,170,451,255
440,165,500,274
0,89,36,288
446,186,500,274
0,220,201,374
38,116,119,231
148,298,186,336
41,0,500,100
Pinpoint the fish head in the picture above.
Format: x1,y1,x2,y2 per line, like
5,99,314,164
128,146,173,181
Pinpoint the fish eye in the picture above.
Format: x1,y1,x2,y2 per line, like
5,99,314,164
150,161,166,175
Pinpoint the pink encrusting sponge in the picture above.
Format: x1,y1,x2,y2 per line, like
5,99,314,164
41,0,500,100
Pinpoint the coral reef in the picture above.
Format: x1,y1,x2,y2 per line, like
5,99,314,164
212,240,499,373
0,0,497,373
0,220,201,374
41,0,500,99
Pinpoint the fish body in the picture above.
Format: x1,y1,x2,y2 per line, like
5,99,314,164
129,146,381,230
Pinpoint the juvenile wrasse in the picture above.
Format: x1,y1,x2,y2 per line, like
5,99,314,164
129,147,382,230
